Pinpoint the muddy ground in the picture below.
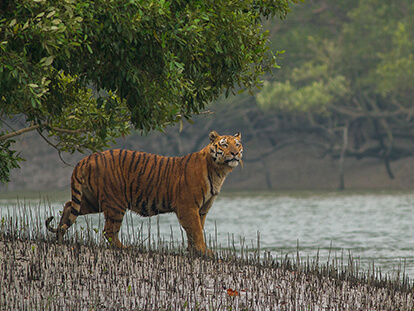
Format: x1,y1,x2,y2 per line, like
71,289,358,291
1,237,413,310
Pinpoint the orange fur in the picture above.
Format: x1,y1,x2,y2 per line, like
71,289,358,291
46,131,243,254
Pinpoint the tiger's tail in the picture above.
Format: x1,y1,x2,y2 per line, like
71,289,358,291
45,216,58,233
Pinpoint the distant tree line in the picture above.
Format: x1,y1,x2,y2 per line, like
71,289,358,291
254,0,414,189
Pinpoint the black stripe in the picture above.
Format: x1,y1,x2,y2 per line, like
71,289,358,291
135,193,143,209
140,154,151,178
94,153,101,200
146,155,166,202
133,153,142,172
201,186,206,206
85,163,91,189
133,154,150,207
110,152,127,205
103,151,110,171
74,173,82,186
121,149,128,167
140,200,149,217
207,172,214,196
71,206,80,216
143,155,159,199
71,185,81,196
107,216,123,223
161,196,167,212
128,153,140,206
184,153,193,166
165,157,176,202
155,156,165,182
72,196,81,205
128,151,137,172
193,195,200,208
107,191,127,214
118,149,124,168
182,154,193,193
150,201,158,215
215,169,222,179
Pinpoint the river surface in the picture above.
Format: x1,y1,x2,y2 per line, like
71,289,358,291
1,191,414,280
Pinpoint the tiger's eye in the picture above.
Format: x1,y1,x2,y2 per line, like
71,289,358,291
219,138,228,147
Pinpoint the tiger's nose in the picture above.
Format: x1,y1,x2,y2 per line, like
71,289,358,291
230,150,238,156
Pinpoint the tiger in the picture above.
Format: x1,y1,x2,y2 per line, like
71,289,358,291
46,131,243,254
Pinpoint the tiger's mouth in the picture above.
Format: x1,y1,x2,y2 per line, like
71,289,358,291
224,158,240,167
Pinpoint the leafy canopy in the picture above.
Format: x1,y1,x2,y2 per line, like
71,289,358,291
0,0,295,183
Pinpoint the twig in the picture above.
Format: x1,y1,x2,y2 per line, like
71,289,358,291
36,129,73,167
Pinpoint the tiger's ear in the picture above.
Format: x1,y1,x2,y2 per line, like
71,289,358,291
234,132,241,140
209,130,219,143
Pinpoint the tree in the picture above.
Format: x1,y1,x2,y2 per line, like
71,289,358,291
256,0,414,189
0,0,295,183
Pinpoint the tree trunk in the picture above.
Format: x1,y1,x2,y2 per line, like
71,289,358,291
338,123,349,190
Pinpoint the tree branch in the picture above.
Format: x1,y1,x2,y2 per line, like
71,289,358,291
0,123,88,141
0,123,45,141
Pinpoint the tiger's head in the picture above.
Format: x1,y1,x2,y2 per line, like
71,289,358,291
209,131,243,168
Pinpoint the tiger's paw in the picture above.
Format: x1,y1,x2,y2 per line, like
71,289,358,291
205,248,215,257
188,246,215,258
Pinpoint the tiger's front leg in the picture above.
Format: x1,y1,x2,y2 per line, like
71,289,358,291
176,207,209,254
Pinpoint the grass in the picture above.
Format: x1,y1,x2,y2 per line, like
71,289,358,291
1,200,414,310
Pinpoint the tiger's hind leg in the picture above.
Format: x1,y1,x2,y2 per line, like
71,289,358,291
55,196,83,243
56,201,73,242
46,191,100,243
45,200,79,243
46,201,73,241
103,205,126,248
47,183,85,243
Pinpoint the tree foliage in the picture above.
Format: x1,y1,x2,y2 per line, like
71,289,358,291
0,0,295,183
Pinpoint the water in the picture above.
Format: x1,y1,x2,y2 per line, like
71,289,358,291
1,191,414,279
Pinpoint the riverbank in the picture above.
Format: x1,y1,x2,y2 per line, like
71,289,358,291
1,236,413,310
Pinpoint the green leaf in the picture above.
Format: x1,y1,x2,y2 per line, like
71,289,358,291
46,11,56,19
40,56,54,66
86,44,93,54
35,12,45,19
